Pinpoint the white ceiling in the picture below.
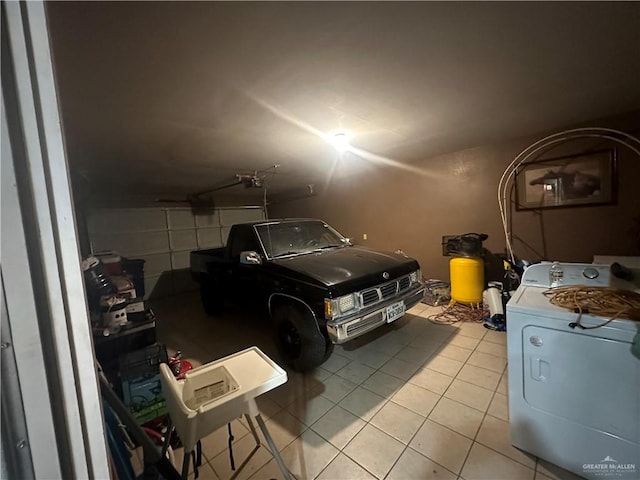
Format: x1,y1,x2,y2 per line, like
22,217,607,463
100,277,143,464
45,1,640,205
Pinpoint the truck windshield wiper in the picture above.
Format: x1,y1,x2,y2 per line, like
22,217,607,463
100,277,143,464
311,245,340,252
272,251,303,258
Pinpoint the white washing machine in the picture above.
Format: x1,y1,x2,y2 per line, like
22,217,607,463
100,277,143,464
506,263,640,480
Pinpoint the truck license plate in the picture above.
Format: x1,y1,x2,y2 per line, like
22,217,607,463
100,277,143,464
386,301,405,323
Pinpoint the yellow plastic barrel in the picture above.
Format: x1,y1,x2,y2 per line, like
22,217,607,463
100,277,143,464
450,257,484,304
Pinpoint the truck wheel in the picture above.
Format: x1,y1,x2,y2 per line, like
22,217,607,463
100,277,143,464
200,277,223,315
323,335,334,362
273,304,327,372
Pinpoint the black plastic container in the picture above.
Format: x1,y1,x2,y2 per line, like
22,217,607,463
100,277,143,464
122,258,146,299
82,256,117,311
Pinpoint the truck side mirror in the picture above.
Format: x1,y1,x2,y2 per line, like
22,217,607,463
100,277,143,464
240,251,262,265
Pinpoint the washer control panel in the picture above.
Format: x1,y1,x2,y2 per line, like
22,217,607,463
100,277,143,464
521,262,610,288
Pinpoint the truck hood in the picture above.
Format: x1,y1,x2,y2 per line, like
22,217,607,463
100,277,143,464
272,246,418,290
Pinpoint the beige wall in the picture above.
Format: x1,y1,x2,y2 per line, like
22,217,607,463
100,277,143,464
270,111,640,281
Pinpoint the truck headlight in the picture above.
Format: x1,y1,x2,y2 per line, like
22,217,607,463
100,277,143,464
325,293,357,319
410,269,421,284
338,294,355,312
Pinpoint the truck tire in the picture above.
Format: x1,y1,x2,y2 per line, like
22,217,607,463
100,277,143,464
200,276,223,315
273,304,327,372
323,336,335,362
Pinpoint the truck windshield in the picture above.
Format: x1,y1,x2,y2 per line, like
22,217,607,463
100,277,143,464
255,221,349,258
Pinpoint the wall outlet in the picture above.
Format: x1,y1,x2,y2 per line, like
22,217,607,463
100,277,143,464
363,233,368,240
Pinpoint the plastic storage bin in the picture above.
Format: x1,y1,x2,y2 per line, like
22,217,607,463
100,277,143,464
120,344,168,424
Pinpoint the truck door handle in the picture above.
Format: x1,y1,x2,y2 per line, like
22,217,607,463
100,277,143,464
530,357,550,382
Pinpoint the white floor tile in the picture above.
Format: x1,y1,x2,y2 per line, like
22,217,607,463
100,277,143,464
305,366,332,383
487,392,509,421
456,364,501,391
409,367,454,395
467,350,507,374
496,370,508,395
387,447,457,480
343,424,405,479
311,405,366,450
335,361,376,385
535,473,555,480
317,374,357,403
200,418,249,461
209,435,271,480
454,322,487,339
286,392,335,427
428,397,484,439
380,357,422,381
482,330,507,346
448,333,482,350
391,383,440,417
249,429,338,480
366,333,408,357
370,401,425,444
395,343,439,365
461,442,535,480
316,453,376,479
536,459,587,480
338,386,387,421
266,379,310,408
361,370,405,398
410,326,456,345
475,340,507,359
424,355,464,377
475,415,536,468
444,379,493,412
261,409,307,451
438,343,474,363
255,395,283,421
410,419,473,474
321,352,352,373
191,462,221,480
352,347,393,369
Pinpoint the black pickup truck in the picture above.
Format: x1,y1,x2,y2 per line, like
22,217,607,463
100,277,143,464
191,218,425,371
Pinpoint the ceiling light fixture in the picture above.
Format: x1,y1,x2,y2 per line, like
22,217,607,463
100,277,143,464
329,131,351,152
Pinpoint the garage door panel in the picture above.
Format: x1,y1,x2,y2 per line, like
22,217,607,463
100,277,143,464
171,251,190,270
169,230,197,251
137,253,172,277
167,209,195,229
219,208,264,226
195,211,220,228
89,209,167,233
196,228,222,248
221,227,231,244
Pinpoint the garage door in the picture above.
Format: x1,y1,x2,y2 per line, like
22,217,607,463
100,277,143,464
87,206,265,298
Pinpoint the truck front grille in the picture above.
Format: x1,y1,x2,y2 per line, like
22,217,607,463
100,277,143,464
362,290,379,305
360,275,412,308
345,312,384,336
380,283,398,298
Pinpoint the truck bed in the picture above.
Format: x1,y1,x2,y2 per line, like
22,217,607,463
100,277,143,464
190,247,228,277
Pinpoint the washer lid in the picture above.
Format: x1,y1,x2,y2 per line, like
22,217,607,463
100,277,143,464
507,286,639,334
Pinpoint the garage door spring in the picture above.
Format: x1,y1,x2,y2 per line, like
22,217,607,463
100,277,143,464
543,285,640,329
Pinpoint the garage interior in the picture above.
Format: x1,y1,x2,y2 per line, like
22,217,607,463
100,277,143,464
3,2,640,480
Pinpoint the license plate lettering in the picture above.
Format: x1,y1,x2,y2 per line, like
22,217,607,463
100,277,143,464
386,301,405,323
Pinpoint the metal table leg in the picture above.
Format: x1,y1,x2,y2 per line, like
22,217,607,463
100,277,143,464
254,414,292,480
180,448,190,480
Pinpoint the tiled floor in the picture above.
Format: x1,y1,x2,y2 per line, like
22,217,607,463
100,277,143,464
139,291,584,480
